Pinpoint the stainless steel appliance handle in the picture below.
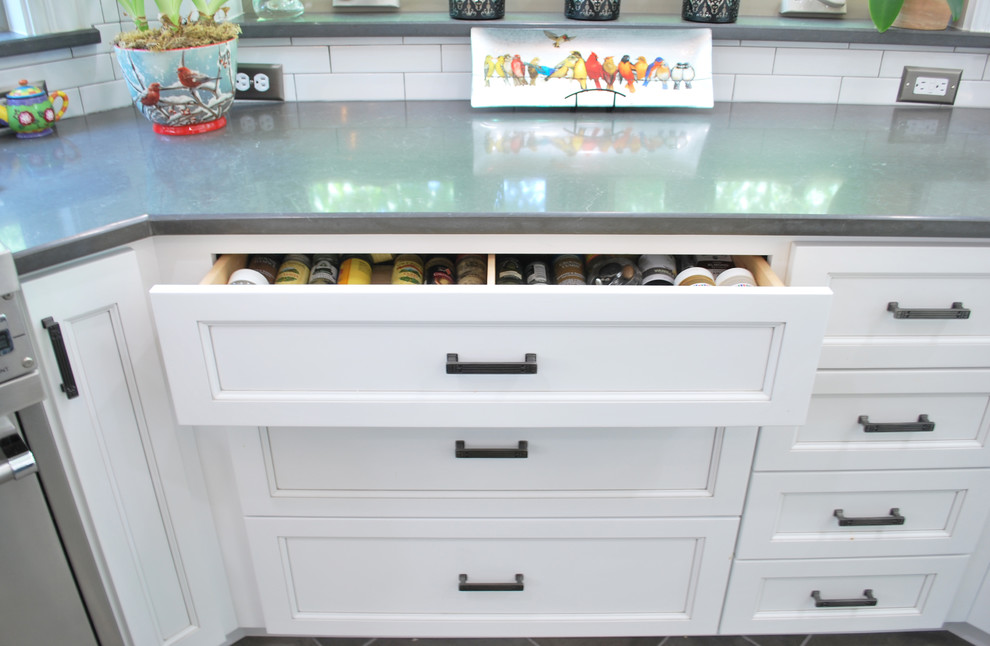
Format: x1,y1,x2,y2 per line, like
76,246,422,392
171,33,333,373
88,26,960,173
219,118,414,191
0,434,38,486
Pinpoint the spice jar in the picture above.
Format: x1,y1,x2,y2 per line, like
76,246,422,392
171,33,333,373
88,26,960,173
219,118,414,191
339,255,373,285
456,254,487,285
391,254,424,285
424,256,455,285
275,254,311,284
552,254,586,285
247,254,281,284
308,254,340,285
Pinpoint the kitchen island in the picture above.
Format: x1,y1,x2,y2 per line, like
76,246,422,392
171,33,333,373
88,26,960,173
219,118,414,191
2,100,990,646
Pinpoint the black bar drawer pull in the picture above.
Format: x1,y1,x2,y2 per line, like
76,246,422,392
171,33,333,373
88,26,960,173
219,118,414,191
459,573,524,592
834,508,905,526
887,301,970,320
41,317,79,399
455,440,528,458
811,589,878,608
446,353,537,375
858,415,935,433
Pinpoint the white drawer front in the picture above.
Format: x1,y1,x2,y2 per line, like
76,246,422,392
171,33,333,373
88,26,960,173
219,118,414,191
231,426,757,517
150,286,829,428
755,370,990,471
720,555,968,635
736,470,990,559
246,517,737,637
788,243,990,369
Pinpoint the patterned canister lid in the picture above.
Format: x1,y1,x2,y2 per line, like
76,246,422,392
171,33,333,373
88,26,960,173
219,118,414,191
7,80,44,99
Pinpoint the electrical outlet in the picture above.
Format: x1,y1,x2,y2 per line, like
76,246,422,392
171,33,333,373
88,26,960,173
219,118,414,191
897,66,962,105
780,0,846,17
235,63,285,101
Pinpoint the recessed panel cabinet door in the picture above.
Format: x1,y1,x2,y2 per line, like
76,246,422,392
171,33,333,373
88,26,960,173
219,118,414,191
23,249,235,646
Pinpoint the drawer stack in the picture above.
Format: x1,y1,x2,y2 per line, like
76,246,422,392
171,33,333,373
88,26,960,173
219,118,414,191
149,240,832,637
721,243,990,635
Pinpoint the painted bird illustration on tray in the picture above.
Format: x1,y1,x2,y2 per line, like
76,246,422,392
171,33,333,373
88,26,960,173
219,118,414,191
543,30,575,48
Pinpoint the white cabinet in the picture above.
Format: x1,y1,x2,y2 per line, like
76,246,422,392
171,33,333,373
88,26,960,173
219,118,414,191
144,234,831,638
722,241,990,635
22,246,236,646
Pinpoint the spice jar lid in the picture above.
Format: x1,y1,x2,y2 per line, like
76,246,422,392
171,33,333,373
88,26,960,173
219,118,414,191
228,268,269,285
674,266,715,287
715,267,756,287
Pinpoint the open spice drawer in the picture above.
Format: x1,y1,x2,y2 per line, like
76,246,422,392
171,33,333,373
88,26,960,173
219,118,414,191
149,251,831,429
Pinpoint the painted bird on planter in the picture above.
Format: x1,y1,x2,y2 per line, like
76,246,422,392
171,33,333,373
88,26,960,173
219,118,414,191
139,82,161,106
584,52,604,90
602,56,618,90
177,66,213,89
618,55,636,93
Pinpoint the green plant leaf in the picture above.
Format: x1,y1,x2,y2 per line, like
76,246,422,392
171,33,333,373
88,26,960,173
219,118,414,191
869,0,905,32
116,0,149,30
945,0,964,20
154,0,185,28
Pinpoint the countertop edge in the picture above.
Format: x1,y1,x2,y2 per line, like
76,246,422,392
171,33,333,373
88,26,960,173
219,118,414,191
15,212,990,275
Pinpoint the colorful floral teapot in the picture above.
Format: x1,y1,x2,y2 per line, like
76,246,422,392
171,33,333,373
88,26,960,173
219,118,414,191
0,80,69,138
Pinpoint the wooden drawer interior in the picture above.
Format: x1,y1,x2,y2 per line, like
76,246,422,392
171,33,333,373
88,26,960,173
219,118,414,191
200,253,784,287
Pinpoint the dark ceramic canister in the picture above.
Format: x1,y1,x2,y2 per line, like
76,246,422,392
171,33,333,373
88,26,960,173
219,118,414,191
449,0,504,19
565,0,620,20
682,0,739,22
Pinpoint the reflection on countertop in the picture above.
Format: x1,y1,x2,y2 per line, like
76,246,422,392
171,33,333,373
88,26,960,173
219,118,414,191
1,100,989,267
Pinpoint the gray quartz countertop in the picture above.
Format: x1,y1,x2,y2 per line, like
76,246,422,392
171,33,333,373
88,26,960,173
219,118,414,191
2,100,989,273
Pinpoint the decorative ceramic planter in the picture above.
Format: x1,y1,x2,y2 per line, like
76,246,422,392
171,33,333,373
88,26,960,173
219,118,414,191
449,0,504,19
565,0,620,20
682,0,739,23
114,38,237,136
892,0,951,29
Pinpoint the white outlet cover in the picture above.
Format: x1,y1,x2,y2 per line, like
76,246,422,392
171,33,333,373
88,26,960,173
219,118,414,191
780,0,846,16
234,72,251,92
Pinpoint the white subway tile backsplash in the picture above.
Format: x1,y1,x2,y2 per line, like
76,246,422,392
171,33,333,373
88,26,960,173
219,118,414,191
852,43,956,52
404,72,471,100
0,54,116,96
713,73,734,102
330,44,442,73
79,78,133,113
0,48,71,71
713,46,774,75
295,73,406,101
240,38,295,47
774,48,883,77
294,37,403,46
404,37,471,44
441,44,472,72
53,87,83,120
239,46,331,73
4,33,990,111
838,76,901,105
733,74,841,103
879,50,989,77
955,79,990,107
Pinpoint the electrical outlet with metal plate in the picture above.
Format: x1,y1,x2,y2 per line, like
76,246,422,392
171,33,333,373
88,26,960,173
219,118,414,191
780,0,846,17
235,64,285,101
897,66,962,105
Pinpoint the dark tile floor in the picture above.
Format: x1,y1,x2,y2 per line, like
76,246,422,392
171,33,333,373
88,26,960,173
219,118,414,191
233,631,975,646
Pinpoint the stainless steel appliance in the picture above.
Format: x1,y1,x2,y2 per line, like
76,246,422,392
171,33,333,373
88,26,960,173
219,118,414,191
0,242,124,646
